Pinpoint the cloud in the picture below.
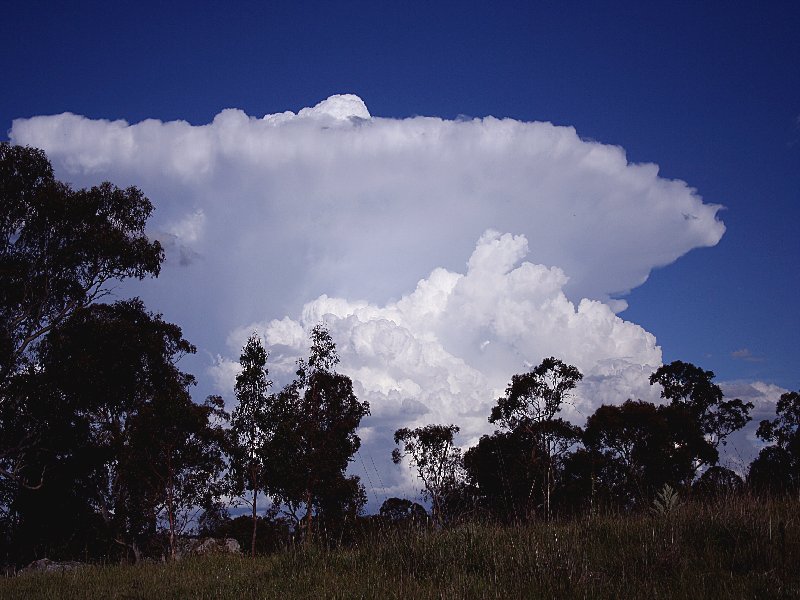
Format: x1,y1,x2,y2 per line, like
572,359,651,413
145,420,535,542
223,231,665,498
10,94,725,311
9,95,730,504
718,380,788,475
731,348,765,363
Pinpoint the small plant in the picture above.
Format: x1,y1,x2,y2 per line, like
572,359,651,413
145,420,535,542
650,484,681,517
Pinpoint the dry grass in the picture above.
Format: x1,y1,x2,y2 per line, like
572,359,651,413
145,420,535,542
2,494,798,599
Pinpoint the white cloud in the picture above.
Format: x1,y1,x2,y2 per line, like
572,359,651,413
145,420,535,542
717,380,788,475
9,95,731,505
226,231,665,499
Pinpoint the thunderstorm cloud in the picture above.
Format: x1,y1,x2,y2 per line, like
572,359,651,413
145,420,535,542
11,94,743,500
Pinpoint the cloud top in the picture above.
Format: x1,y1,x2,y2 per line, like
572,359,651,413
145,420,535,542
10,94,725,313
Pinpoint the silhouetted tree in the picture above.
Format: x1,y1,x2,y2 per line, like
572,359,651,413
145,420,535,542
127,393,228,560
227,334,274,557
392,424,462,525
0,143,163,489
379,497,428,524
464,429,539,521
749,390,800,494
693,466,744,498
650,361,753,455
267,325,369,542
489,357,583,518
4,300,224,563
583,400,714,508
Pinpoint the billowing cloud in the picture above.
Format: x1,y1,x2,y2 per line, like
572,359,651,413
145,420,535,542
10,95,731,504
10,94,724,311
220,231,664,497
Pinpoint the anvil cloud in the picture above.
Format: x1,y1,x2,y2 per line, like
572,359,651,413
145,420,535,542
10,95,733,499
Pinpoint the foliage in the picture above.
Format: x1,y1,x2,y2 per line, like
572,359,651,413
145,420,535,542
0,143,163,489
0,143,163,379
650,484,681,517
582,400,714,507
227,334,274,556
750,390,800,494
266,325,370,541
392,424,462,524
379,498,428,524
650,361,753,451
488,357,583,518
489,357,582,431
0,300,226,564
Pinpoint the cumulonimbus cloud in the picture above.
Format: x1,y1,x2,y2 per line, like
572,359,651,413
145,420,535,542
10,95,737,502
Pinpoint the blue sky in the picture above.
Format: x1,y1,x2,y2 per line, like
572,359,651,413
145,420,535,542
2,2,797,399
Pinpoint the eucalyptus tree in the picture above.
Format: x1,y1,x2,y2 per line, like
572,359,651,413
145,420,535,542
0,142,163,488
392,424,462,525
749,390,800,494
489,357,583,518
650,361,753,453
227,334,274,556
268,325,369,542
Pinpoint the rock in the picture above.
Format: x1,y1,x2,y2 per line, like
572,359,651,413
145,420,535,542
175,536,241,559
21,558,84,574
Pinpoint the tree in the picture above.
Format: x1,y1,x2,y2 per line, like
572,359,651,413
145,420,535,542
0,143,163,487
749,390,800,494
464,428,540,521
583,400,714,508
379,497,427,524
489,357,583,518
3,300,225,563
392,424,462,525
650,361,753,453
128,393,228,560
267,325,370,542
227,334,274,557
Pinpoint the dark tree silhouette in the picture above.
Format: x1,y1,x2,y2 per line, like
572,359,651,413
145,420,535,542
583,400,714,507
650,361,753,453
267,325,369,542
0,143,163,488
464,428,540,521
392,424,462,525
4,300,225,563
227,334,274,557
379,497,428,524
489,357,583,518
749,390,800,494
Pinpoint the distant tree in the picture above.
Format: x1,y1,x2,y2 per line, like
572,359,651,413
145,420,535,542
583,400,714,507
392,424,462,525
463,429,539,521
489,357,583,518
5,300,224,563
650,361,753,454
692,466,744,498
267,325,370,542
0,143,163,488
379,497,428,524
749,390,800,494
227,334,274,557
128,393,228,560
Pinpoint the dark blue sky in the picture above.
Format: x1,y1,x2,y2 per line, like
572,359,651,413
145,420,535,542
3,0,798,389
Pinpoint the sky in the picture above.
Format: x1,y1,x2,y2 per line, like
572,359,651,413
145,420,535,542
2,1,798,506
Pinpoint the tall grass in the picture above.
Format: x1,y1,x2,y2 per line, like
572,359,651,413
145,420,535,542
3,494,797,599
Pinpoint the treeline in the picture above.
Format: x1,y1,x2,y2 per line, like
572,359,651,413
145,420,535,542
394,358,799,529
0,143,798,569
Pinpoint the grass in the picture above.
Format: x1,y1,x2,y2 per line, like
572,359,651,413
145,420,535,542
2,495,798,599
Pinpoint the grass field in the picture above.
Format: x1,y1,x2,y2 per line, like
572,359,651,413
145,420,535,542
2,495,798,599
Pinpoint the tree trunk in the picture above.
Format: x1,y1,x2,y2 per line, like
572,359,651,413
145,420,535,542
251,484,258,557
303,488,313,545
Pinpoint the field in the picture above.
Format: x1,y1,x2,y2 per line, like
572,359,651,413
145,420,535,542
3,495,798,599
